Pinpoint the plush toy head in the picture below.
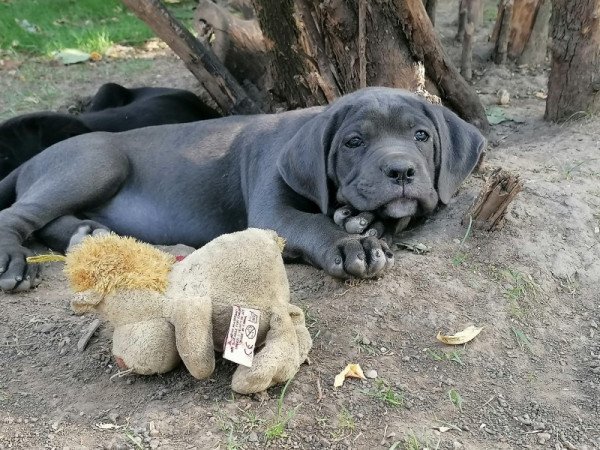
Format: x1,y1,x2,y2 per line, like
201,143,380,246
67,228,312,394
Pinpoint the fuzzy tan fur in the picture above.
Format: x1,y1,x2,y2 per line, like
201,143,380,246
67,228,312,394
66,234,174,295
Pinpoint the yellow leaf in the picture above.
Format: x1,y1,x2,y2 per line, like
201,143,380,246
436,325,483,345
334,363,366,388
90,51,102,62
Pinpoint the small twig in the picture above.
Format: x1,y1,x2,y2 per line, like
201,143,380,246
434,419,463,432
77,318,101,352
315,375,323,403
481,395,495,408
109,368,133,382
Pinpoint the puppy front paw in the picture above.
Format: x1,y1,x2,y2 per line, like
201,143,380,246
0,245,40,292
333,205,384,238
323,236,394,279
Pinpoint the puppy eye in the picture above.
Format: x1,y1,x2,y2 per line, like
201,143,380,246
414,130,429,142
345,137,364,148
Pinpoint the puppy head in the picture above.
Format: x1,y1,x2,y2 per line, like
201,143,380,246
277,87,485,218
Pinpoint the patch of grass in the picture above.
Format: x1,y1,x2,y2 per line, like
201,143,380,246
452,216,473,267
391,432,435,450
562,159,591,180
426,348,465,366
501,269,541,317
448,388,463,412
123,431,144,450
364,379,404,408
511,326,534,353
264,378,299,441
337,406,355,431
0,0,196,56
330,406,356,441
242,409,265,430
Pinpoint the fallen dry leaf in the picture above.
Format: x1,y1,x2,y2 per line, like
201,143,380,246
437,325,483,345
334,363,366,387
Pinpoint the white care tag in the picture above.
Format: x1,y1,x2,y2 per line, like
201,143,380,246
223,305,261,367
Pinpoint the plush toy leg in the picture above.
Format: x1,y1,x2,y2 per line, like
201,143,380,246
170,296,215,379
231,305,311,395
112,319,180,375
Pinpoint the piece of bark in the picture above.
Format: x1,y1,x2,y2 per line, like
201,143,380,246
358,0,367,88
78,319,101,353
462,168,523,231
122,0,261,115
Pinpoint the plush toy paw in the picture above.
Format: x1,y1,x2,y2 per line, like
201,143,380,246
231,305,312,394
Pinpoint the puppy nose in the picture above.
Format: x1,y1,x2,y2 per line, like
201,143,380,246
381,161,416,183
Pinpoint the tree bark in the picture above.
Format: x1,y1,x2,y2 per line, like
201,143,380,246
493,0,513,64
194,0,267,88
250,0,330,107
460,0,477,80
545,0,600,122
462,168,523,232
395,0,489,131
518,0,551,65
424,0,437,26
122,0,261,114
491,0,551,64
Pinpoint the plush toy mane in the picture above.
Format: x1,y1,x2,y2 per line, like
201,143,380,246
65,234,174,295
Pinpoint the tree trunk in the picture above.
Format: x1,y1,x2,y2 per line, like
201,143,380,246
122,0,261,114
194,0,267,89
545,0,600,122
395,0,489,131
247,0,488,130
424,0,437,26
491,0,551,65
460,0,477,80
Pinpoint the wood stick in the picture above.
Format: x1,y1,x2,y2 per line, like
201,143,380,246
122,0,261,115
462,167,523,231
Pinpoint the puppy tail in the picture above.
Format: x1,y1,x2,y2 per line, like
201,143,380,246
0,167,19,210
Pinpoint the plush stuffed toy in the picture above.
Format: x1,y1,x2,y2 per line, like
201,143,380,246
65,228,312,394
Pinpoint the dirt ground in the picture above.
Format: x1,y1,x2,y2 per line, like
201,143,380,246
1,2,599,449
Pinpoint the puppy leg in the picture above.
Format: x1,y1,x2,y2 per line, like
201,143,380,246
0,145,129,291
249,201,394,280
36,215,110,253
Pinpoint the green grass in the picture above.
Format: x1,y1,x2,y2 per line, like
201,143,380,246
264,378,299,441
426,348,465,366
364,379,404,408
0,0,197,56
448,388,463,412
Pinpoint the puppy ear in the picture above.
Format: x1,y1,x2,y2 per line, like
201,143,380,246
433,108,486,205
277,110,338,214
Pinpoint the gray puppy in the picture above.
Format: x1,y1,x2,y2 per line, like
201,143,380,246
0,88,485,291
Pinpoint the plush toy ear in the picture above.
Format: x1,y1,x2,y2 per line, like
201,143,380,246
231,304,311,394
277,108,340,214
431,107,486,205
170,295,216,379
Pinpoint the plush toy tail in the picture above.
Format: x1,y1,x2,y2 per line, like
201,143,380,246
64,233,175,295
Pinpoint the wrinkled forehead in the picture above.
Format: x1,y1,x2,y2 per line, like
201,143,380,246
334,91,435,135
